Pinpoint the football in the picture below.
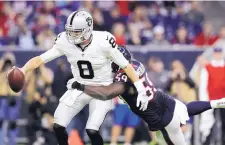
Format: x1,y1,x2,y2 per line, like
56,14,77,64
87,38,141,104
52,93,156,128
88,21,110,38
7,67,25,92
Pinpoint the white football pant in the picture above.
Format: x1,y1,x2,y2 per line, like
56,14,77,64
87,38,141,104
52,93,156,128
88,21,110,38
161,99,189,145
54,89,113,130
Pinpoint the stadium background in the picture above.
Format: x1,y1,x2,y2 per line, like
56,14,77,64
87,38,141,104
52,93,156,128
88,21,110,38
0,1,224,145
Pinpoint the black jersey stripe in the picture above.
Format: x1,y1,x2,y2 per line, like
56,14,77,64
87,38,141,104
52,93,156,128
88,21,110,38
70,11,79,25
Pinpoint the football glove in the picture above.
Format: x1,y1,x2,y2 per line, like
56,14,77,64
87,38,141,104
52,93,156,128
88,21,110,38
66,78,84,91
134,79,149,111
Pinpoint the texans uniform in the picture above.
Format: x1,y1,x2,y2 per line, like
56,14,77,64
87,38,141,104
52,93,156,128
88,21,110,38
40,31,129,130
114,60,189,144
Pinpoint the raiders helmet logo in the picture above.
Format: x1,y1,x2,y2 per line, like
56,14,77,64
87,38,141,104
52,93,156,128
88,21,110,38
86,17,92,27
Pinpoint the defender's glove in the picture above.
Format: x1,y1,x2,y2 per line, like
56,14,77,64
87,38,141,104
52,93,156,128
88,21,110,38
134,80,149,111
66,78,84,91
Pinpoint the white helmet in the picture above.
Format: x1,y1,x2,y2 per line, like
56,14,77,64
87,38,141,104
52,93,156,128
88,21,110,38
65,10,93,44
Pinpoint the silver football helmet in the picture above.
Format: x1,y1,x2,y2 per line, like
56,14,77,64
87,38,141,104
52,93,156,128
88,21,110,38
65,10,93,44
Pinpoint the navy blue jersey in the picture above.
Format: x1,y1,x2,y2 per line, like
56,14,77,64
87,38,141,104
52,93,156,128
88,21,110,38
113,60,176,131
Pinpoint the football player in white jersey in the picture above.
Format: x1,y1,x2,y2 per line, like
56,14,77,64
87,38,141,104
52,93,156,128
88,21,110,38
19,10,149,145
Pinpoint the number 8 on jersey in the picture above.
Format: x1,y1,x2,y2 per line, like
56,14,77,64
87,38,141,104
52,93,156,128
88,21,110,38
77,60,94,79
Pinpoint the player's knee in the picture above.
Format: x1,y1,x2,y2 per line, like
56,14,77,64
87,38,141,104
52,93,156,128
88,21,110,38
8,121,17,130
53,123,66,132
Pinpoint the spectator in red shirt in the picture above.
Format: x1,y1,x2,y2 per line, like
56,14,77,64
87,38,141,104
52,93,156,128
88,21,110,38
116,1,129,16
194,22,218,48
112,23,126,45
0,2,16,37
199,47,225,144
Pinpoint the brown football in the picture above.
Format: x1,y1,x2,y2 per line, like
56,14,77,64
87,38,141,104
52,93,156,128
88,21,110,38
7,67,25,92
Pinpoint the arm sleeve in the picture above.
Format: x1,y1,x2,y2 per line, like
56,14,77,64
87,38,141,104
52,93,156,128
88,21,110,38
40,45,63,63
199,67,209,101
84,82,126,100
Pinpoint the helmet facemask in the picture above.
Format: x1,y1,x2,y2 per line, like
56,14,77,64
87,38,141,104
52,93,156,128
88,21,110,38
65,24,91,44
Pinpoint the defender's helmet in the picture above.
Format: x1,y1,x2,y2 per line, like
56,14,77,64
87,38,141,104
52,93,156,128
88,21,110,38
65,10,93,44
111,45,132,73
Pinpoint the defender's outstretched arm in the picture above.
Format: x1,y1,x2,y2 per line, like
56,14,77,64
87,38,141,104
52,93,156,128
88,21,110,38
74,82,126,101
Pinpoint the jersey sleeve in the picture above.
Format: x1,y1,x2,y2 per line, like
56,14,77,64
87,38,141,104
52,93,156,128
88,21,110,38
101,32,129,69
40,33,64,63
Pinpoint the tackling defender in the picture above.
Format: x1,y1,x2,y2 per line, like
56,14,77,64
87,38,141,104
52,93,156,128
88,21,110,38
19,11,149,145
69,46,225,145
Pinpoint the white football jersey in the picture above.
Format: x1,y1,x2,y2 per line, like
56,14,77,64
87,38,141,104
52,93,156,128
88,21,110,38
40,31,129,86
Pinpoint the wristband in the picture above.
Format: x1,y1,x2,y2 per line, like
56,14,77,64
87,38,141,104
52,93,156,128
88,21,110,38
134,79,145,92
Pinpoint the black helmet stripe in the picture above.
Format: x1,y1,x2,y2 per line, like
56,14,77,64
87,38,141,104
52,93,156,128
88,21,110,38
70,11,79,25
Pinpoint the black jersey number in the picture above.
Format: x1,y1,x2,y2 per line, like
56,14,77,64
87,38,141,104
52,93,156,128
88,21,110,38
106,36,117,48
77,61,94,79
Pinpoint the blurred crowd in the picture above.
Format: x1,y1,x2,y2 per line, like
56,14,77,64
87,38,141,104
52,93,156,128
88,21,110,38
0,44,224,145
0,1,224,50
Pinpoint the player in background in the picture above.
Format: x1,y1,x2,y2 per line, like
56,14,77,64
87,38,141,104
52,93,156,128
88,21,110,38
69,45,225,145
17,11,149,145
